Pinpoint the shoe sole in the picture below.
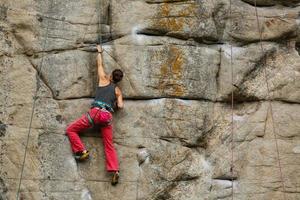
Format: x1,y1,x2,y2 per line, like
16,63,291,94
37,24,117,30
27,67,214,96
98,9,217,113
111,173,119,186
77,152,90,161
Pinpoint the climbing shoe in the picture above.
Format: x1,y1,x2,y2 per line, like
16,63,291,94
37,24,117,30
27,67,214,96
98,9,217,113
111,171,119,186
74,150,90,161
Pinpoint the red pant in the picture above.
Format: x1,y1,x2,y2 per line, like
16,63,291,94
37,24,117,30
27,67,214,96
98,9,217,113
66,107,119,171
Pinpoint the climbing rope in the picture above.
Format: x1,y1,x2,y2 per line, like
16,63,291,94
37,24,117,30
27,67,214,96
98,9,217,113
16,0,54,199
72,0,104,89
253,1,286,199
74,6,98,89
97,0,103,45
228,0,235,199
94,0,103,89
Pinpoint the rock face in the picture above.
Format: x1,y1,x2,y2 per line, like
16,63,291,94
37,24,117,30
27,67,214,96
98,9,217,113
0,0,299,199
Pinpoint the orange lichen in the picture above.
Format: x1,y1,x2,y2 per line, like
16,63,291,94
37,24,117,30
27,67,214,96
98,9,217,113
170,46,183,78
160,3,170,17
178,3,198,17
152,3,198,33
158,46,185,96
155,3,184,32
157,18,184,32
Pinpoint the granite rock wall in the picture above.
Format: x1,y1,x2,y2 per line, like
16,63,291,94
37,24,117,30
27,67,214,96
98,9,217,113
0,0,300,199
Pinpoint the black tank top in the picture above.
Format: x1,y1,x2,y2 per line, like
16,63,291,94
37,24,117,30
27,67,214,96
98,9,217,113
93,83,116,110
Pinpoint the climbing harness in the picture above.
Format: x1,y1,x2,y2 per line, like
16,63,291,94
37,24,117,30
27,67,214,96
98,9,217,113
253,1,286,199
86,107,113,127
86,112,96,127
91,100,114,113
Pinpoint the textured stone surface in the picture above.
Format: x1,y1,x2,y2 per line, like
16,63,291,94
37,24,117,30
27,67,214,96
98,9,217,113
225,0,299,43
103,43,220,99
218,42,300,102
31,50,97,99
1,0,300,199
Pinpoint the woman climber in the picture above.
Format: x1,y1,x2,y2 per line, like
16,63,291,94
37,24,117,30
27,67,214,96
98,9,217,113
66,45,124,186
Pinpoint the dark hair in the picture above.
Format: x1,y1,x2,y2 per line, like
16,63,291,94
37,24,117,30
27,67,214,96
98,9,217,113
112,69,123,83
